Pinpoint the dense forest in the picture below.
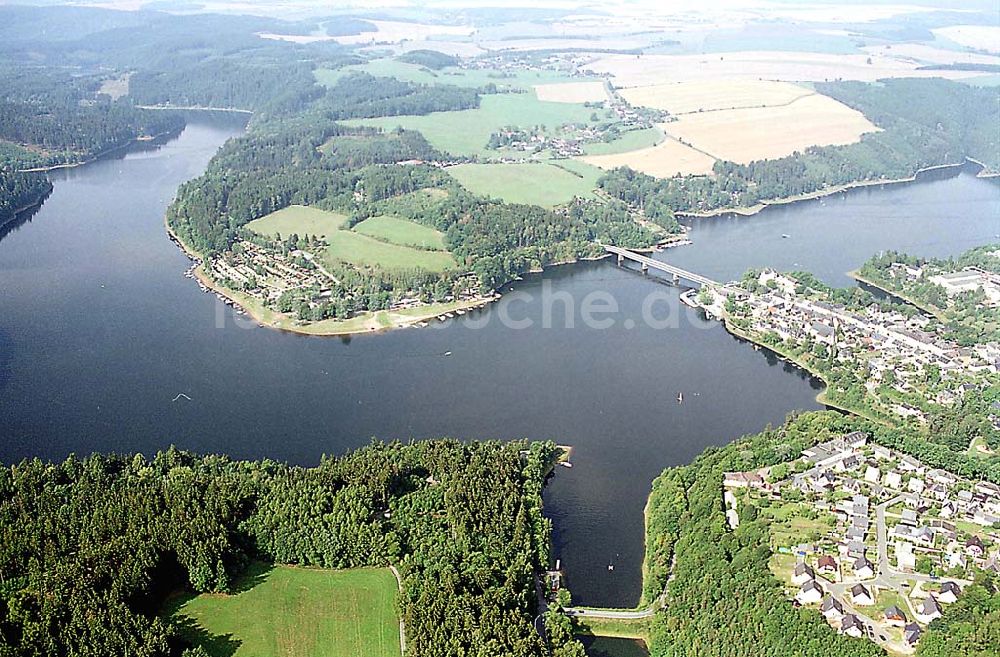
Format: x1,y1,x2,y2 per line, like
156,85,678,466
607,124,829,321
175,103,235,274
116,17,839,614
0,171,50,221
600,79,1000,218
641,411,1000,656
0,440,584,656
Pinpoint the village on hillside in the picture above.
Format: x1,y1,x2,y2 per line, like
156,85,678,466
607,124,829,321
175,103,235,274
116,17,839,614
702,269,1000,426
724,431,1000,654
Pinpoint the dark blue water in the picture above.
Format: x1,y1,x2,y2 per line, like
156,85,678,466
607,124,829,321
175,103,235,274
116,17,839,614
1,118,997,607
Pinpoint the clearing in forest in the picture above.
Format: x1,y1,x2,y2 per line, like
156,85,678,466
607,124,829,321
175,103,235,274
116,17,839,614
167,564,400,657
353,215,447,250
246,205,349,239
446,161,600,207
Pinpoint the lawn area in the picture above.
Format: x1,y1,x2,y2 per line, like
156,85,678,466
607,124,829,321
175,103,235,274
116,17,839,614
353,215,447,249
324,230,457,272
315,58,583,91
342,94,600,158
760,499,836,548
580,127,664,156
445,162,598,206
246,205,349,239
167,564,400,657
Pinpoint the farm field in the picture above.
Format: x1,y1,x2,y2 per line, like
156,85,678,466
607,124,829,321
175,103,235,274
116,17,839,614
590,51,984,87
323,229,457,272
446,162,599,206
620,80,813,114
246,205,348,239
579,132,718,178
353,214,447,249
534,80,609,103
315,58,583,91
660,93,878,164
343,93,602,157
580,127,663,156
167,564,400,657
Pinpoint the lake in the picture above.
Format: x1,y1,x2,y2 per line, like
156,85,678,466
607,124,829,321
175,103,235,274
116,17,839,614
1,117,997,609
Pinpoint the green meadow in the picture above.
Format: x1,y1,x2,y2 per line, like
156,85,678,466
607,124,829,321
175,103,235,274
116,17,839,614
353,214,447,249
245,205,348,238
167,564,400,657
323,229,456,272
581,126,664,156
446,161,600,207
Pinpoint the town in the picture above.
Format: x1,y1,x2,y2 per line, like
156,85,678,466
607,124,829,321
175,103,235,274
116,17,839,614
701,269,1000,427
724,430,1000,654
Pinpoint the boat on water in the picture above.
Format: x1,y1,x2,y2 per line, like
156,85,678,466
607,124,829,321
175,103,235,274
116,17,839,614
559,461,573,468
781,234,790,239
677,392,684,403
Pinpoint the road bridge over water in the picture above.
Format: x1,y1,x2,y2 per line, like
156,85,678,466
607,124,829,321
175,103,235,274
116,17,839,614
604,245,746,296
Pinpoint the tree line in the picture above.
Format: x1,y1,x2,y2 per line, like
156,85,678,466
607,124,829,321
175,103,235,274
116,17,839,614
0,440,583,656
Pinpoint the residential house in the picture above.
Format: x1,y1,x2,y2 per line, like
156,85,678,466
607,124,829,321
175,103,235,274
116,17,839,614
939,581,961,604
821,595,844,620
817,555,838,575
917,595,942,622
850,583,874,606
798,579,824,604
904,623,922,646
884,605,907,626
793,562,816,585
966,535,986,558
841,614,865,638
853,557,875,579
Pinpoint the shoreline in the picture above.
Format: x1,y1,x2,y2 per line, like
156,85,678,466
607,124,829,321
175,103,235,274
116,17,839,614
675,160,974,221
847,270,949,321
15,127,182,173
165,217,499,337
1,185,53,226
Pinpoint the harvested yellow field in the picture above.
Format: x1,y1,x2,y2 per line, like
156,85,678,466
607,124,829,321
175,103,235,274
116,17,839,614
534,81,609,103
589,51,983,87
579,131,717,178
620,80,813,115
661,93,878,164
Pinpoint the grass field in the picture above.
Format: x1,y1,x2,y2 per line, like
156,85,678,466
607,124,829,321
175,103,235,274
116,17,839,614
167,564,400,657
343,94,601,158
580,130,717,178
620,80,813,115
580,127,663,156
246,205,349,239
446,162,599,206
353,215,447,249
661,93,877,164
324,229,456,272
315,58,583,91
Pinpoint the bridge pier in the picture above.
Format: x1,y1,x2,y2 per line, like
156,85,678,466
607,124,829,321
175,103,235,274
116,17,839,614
617,253,624,266
672,273,679,284
641,262,648,274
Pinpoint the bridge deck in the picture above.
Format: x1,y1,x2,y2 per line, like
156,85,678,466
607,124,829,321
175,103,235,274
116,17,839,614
604,245,745,295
